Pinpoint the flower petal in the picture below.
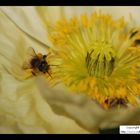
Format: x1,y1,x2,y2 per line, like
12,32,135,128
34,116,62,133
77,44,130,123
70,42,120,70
0,6,50,48
36,6,94,22
94,6,140,24
0,71,90,134
35,76,105,132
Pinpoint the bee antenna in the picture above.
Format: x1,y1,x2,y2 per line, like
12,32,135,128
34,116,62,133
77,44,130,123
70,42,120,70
46,52,51,58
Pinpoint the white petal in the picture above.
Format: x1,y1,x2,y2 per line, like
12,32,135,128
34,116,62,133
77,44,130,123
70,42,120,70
99,107,140,129
94,6,140,25
36,6,94,22
0,71,90,134
35,76,105,132
0,6,50,48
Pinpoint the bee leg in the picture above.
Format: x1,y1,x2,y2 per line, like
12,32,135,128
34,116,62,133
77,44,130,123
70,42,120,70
31,70,37,76
32,72,36,76
49,64,58,66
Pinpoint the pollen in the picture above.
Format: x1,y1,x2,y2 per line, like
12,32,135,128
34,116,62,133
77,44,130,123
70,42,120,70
48,12,140,109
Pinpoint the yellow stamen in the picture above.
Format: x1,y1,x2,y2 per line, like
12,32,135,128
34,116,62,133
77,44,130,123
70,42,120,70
48,12,140,109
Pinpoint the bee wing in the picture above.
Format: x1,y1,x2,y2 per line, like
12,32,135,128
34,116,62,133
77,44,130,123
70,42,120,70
22,47,37,69
22,60,32,69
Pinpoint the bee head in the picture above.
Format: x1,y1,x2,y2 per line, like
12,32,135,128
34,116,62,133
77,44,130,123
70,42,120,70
37,53,43,59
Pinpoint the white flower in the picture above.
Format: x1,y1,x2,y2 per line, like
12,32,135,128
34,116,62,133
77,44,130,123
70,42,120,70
0,6,140,134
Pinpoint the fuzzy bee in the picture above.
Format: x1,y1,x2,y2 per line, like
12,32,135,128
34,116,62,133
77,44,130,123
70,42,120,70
22,47,54,77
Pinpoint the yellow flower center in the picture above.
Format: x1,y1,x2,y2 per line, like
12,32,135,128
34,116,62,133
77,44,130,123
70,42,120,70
48,12,140,109
86,41,115,78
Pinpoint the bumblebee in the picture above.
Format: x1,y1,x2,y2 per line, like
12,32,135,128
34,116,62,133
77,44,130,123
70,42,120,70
22,47,53,77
